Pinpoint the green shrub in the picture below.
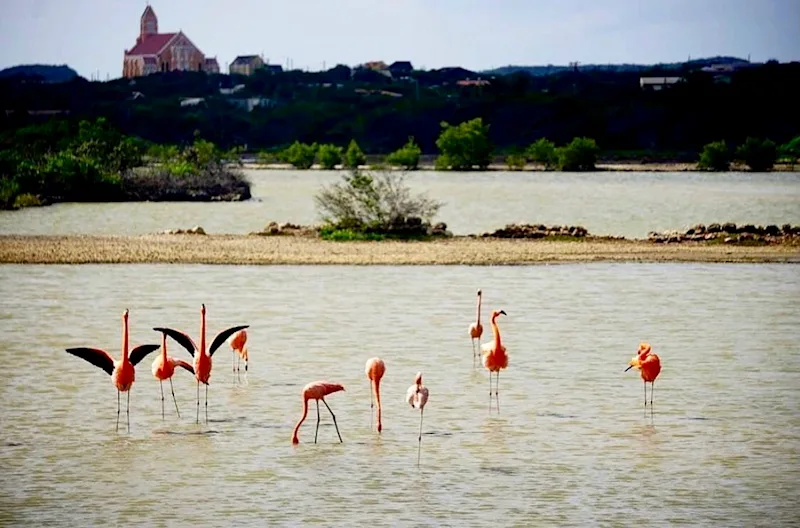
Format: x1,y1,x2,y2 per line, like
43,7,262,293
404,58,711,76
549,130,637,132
317,144,343,170
735,137,777,171
506,154,526,170
555,137,599,171
0,177,20,209
526,138,557,168
343,140,366,169
13,193,42,208
698,140,731,171
282,141,318,169
435,118,492,170
386,137,422,170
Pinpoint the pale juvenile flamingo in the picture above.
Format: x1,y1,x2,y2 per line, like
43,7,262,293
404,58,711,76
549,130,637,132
365,357,386,433
154,304,249,424
468,289,484,366
65,309,160,432
152,330,195,419
229,329,248,384
406,371,430,466
291,381,345,445
481,309,508,412
625,342,662,408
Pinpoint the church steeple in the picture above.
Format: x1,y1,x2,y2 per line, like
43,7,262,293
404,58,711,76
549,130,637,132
138,5,158,44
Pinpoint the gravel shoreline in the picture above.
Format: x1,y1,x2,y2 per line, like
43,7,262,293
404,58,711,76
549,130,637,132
1,234,798,265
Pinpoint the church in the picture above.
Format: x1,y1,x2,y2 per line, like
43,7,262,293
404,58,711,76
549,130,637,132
123,6,219,78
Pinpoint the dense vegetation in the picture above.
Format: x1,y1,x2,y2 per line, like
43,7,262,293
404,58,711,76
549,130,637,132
0,118,249,209
1,58,798,160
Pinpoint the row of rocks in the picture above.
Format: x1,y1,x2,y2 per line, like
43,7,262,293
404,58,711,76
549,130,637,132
648,223,800,244
249,222,320,237
481,224,590,239
249,219,453,238
160,225,207,235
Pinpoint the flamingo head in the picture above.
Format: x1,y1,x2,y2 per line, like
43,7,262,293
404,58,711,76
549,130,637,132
477,289,482,296
123,308,129,321
638,342,651,355
491,309,507,321
201,303,206,316
414,372,423,386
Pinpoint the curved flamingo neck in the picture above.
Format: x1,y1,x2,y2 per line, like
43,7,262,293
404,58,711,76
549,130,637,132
476,295,482,324
491,315,502,350
292,397,309,444
373,379,383,432
122,315,130,361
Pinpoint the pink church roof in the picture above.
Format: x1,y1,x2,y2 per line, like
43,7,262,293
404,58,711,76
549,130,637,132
126,33,177,56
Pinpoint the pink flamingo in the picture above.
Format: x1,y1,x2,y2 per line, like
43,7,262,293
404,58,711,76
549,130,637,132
291,381,345,444
229,329,248,384
65,309,160,432
468,289,484,366
154,304,249,423
481,309,508,412
151,330,195,419
365,357,386,433
406,372,430,466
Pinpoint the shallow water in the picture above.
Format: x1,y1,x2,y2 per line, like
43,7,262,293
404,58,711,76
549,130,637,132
1,263,798,526
1,170,799,238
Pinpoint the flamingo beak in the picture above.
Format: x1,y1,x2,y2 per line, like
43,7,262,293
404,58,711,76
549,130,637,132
499,310,507,316
624,365,633,372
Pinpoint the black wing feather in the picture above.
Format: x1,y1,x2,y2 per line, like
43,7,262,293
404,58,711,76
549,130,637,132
129,344,161,366
153,327,197,357
209,325,250,357
65,347,115,376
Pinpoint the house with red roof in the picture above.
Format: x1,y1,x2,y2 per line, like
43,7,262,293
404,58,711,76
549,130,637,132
123,6,217,78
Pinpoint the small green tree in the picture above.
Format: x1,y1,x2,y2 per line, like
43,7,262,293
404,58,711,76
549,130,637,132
386,136,422,170
506,153,526,170
526,138,557,168
343,139,366,169
435,118,492,170
283,141,318,169
555,137,600,171
735,137,777,171
317,144,343,170
778,136,800,170
698,140,731,171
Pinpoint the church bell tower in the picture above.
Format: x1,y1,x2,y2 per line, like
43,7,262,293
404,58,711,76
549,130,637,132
138,5,158,44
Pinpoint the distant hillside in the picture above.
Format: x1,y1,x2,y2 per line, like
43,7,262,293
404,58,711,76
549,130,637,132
0,64,79,83
483,56,752,76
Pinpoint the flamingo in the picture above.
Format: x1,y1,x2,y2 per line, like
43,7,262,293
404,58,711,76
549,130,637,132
481,309,508,412
365,357,386,433
154,303,249,424
468,289,484,366
64,309,160,432
406,372,429,466
152,330,195,419
229,329,248,384
291,381,345,445
625,342,662,408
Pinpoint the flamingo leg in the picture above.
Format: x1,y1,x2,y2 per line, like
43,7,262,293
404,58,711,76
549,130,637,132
236,354,241,383
116,390,120,432
488,370,493,411
472,339,476,367
244,358,248,384
314,400,321,444
650,381,654,407
232,351,236,384
160,380,165,420
417,409,424,467
169,377,180,418
496,371,500,413
126,390,131,432
369,381,374,430
643,380,647,408
322,399,343,443
196,380,200,424
205,383,209,424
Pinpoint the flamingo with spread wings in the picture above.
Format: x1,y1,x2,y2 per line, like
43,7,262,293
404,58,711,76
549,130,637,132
65,309,160,432
154,303,248,424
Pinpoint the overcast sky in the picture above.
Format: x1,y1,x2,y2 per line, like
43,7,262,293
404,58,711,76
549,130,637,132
1,0,798,79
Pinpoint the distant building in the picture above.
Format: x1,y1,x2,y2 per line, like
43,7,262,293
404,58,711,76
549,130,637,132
362,61,391,77
457,78,490,87
230,55,264,76
264,64,283,74
639,76,682,91
203,58,220,74
388,61,413,78
123,6,214,78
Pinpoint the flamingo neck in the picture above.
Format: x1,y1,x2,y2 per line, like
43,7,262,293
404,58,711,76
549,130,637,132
122,316,130,362
476,295,482,324
491,315,502,351
373,379,383,432
292,397,309,444
160,333,167,362
200,309,207,356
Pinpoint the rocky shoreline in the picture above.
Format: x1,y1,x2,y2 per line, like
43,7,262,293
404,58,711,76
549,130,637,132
647,223,800,245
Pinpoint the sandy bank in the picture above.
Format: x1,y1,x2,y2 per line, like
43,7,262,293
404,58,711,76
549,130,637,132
1,235,798,265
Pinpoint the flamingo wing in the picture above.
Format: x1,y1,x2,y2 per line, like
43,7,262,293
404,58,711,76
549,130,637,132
172,358,195,374
129,344,161,366
65,347,115,376
209,325,250,357
153,327,197,357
